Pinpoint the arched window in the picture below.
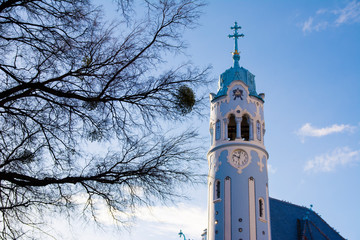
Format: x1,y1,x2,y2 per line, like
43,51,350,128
215,180,221,200
256,121,261,141
259,198,265,219
228,114,236,141
241,115,250,141
215,120,221,140
210,123,214,145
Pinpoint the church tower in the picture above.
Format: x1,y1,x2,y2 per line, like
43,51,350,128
207,22,271,240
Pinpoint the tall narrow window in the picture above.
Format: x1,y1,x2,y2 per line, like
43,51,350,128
259,198,265,218
210,123,214,145
256,121,261,141
214,180,221,200
215,120,221,140
228,114,236,141
241,115,250,141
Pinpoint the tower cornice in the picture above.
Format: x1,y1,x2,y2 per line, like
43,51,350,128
207,142,269,159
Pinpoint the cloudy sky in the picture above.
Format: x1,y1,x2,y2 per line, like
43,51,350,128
58,1,360,239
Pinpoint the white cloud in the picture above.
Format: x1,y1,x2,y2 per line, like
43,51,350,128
267,164,277,174
54,191,207,239
296,123,355,142
302,17,328,33
133,204,207,239
70,193,207,239
302,17,314,32
316,8,328,15
301,0,360,33
304,146,360,173
334,0,360,25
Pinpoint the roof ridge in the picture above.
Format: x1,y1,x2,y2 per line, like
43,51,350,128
269,197,309,210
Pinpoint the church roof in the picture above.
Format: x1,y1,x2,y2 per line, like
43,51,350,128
215,63,259,100
270,198,345,240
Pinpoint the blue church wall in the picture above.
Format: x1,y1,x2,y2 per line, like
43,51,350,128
212,150,227,239
253,154,270,240
210,147,269,240
219,83,258,119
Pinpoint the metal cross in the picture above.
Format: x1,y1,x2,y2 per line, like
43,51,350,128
228,22,244,54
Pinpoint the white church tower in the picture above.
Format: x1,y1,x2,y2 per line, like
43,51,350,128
207,22,271,240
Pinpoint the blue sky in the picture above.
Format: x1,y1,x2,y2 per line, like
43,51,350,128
54,1,360,239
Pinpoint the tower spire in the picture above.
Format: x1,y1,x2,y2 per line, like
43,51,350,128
228,21,244,67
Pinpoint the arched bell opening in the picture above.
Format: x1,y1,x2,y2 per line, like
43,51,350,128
228,114,236,141
241,115,250,141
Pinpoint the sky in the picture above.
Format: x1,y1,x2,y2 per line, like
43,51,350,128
54,1,360,239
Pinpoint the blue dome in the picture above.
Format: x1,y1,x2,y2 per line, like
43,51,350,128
214,59,261,101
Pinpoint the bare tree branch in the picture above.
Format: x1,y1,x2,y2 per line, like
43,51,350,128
0,0,208,238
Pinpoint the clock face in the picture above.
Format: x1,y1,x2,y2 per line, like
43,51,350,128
231,149,249,168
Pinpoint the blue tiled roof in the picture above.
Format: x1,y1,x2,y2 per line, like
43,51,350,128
214,59,263,101
270,198,345,240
